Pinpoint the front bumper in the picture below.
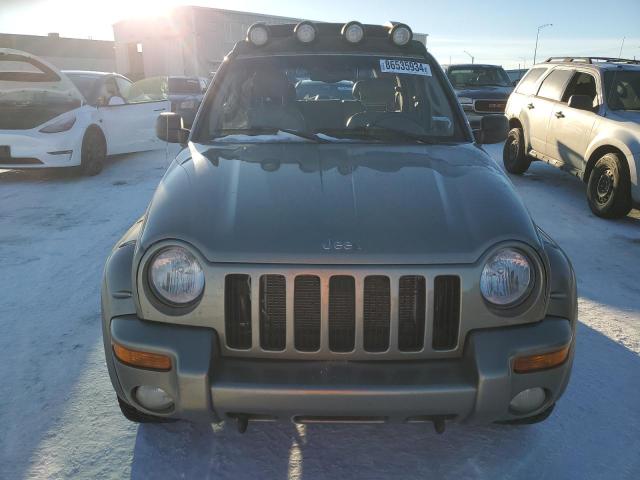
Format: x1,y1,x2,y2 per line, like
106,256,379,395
0,128,83,169
105,315,574,424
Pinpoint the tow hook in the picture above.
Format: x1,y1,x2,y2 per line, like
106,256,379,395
236,415,249,434
433,418,446,434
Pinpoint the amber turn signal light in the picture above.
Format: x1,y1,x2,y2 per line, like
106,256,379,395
513,345,570,373
113,342,172,371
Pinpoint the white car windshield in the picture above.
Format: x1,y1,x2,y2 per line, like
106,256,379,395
198,54,463,143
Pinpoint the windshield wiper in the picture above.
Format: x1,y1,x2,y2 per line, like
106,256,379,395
211,127,329,143
328,126,437,144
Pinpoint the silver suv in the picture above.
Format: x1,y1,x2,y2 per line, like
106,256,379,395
504,57,640,218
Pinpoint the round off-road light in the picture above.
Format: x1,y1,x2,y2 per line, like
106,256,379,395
294,21,317,43
389,23,412,46
135,386,174,412
509,388,546,414
247,23,270,46
342,21,365,44
480,248,533,307
148,246,205,306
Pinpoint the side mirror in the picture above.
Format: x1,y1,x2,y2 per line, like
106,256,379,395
156,112,189,144
474,115,509,145
568,94,593,111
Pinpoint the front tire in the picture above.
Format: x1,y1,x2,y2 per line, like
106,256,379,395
586,153,632,219
80,128,106,176
503,127,531,174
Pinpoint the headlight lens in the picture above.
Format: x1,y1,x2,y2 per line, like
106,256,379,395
148,246,205,305
458,97,473,105
179,99,196,109
39,116,76,133
480,248,533,306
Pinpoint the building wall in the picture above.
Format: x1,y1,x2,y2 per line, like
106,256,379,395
0,33,115,72
113,6,302,78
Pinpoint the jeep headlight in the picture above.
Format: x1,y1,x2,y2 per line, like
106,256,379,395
148,246,205,305
458,97,473,105
480,248,533,307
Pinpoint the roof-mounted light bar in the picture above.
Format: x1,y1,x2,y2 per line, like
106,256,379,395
294,21,318,44
247,23,270,47
387,22,413,46
342,21,365,44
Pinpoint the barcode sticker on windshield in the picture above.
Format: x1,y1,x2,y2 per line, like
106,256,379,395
380,59,432,76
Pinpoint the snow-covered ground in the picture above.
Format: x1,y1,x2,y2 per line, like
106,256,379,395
1,144,638,480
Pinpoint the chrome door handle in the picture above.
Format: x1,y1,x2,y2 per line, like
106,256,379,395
555,111,565,118
527,103,535,109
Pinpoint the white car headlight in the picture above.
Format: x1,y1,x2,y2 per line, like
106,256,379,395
457,97,473,105
39,116,76,133
148,246,205,305
480,248,533,307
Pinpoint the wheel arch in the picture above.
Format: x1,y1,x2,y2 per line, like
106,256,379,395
583,144,630,184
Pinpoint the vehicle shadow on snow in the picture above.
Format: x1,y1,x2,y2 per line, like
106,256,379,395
129,324,640,480
0,152,165,183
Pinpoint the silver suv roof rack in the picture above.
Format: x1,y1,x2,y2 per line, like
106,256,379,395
544,56,640,65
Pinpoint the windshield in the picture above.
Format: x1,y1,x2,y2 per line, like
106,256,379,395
65,74,100,104
604,70,640,111
197,54,463,144
447,66,511,88
168,77,202,95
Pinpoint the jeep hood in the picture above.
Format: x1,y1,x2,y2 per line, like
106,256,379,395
140,142,541,265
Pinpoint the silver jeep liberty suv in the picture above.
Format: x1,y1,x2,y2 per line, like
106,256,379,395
101,21,577,434
504,56,640,218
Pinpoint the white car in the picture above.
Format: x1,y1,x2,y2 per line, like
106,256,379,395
0,49,170,175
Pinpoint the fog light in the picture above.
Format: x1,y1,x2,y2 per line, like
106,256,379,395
135,386,174,412
509,388,546,414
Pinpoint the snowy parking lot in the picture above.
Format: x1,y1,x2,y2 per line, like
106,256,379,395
1,144,639,479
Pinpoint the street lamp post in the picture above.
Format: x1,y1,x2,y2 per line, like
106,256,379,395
463,50,474,64
533,23,552,65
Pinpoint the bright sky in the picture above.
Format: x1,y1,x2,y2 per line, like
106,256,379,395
1,0,639,69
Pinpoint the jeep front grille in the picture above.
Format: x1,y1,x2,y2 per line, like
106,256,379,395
294,275,321,352
363,276,391,352
473,99,507,113
224,271,461,358
432,276,461,350
259,275,286,351
224,274,252,349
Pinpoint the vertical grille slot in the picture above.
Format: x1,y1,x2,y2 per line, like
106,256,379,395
433,276,461,350
225,274,252,349
294,275,321,352
398,276,426,352
363,276,390,352
329,276,355,352
259,275,286,351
